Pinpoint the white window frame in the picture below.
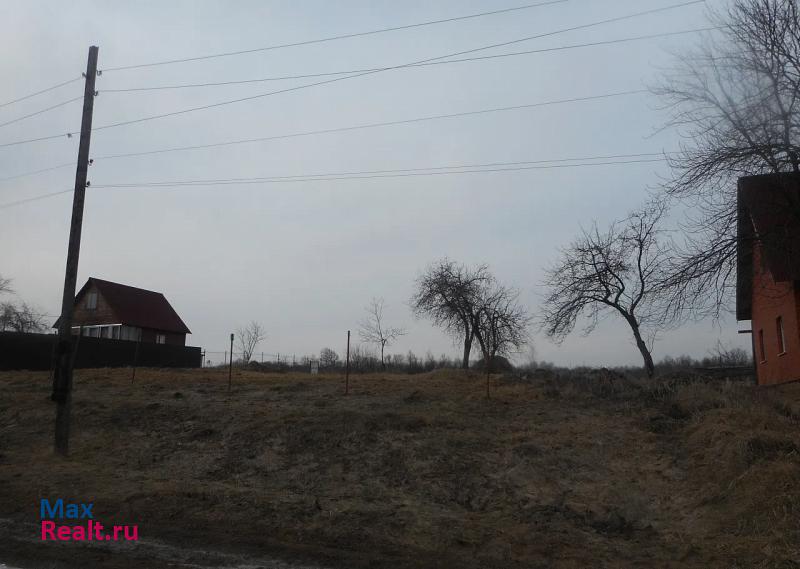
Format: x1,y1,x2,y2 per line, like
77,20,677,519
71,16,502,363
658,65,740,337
71,324,122,338
156,333,166,344
86,292,98,310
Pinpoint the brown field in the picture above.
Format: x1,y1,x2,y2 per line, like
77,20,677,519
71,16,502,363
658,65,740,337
1,367,799,568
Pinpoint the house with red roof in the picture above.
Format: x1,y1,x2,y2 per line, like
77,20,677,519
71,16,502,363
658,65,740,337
56,277,192,346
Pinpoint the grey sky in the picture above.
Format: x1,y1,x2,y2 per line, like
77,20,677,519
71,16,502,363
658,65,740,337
0,0,748,366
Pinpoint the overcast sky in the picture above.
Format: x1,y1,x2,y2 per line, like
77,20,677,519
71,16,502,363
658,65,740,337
0,0,749,366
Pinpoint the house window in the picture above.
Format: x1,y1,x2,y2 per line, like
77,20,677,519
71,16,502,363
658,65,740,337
777,316,786,355
758,329,766,362
86,292,97,310
156,333,166,344
121,326,141,342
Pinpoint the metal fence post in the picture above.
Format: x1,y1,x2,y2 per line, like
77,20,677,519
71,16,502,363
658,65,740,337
345,330,351,395
228,333,234,392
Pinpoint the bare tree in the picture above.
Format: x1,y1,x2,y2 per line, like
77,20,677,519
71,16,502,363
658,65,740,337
350,344,378,371
319,347,340,368
541,203,674,377
411,259,492,368
0,276,49,334
0,302,16,332
704,340,752,367
471,283,531,397
0,274,11,296
359,298,406,370
0,302,48,333
653,0,800,316
236,321,266,363
472,284,531,372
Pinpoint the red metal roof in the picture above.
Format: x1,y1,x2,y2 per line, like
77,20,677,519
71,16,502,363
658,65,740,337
76,277,191,334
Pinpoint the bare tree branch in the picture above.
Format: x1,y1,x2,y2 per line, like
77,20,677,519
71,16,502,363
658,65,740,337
653,0,800,316
540,202,674,377
319,348,340,368
410,258,492,368
0,301,48,333
471,283,531,371
359,298,406,370
236,321,266,363
0,274,12,296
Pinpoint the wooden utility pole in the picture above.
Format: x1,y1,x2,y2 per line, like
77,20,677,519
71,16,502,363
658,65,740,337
345,330,351,395
52,46,99,456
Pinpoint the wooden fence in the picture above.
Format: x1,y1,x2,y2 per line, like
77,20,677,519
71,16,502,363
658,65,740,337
0,332,202,371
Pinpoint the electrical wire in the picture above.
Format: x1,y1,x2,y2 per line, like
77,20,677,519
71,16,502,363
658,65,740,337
0,162,75,183
88,159,664,188
0,130,76,148
0,1,703,148
0,96,84,129
0,189,73,209
92,90,647,160
94,152,670,187
0,90,646,182
95,158,666,187
100,0,568,72
0,77,82,109
0,154,669,210
101,27,719,93
90,1,703,133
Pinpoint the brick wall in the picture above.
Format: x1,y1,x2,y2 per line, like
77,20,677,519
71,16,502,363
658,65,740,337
751,244,800,385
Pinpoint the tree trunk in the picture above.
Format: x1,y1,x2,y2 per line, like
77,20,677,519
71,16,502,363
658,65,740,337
380,341,386,371
461,333,473,369
629,321,655,377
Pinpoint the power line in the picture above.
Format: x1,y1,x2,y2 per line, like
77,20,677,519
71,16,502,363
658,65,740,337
92,90,647,160
0,189,73,209
0,130,76,148
95,158,666,187
0,154,669,210
101,27,719,94
100,0,568,72
0,96,83,129
0,1,703,148
0,161,75,183
0,76,82,109
0,90,646,182
90,1,703,133
94,152,671,187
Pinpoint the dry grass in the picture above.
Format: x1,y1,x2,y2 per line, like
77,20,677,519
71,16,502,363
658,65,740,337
1,367,799,568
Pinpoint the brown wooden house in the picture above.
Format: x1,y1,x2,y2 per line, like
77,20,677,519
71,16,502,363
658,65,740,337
55,278,191,345
737,173,800,385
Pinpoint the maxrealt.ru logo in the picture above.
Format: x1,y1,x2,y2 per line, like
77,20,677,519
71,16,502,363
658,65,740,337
40,499,138,541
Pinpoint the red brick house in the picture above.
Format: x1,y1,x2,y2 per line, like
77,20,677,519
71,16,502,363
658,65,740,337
55,278,191,346
737,173,800,385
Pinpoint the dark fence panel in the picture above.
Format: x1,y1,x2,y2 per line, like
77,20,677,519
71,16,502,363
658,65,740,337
0,332,201,371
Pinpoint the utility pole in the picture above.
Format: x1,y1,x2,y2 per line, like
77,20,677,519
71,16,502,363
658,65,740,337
52,46,99,456
345,330,351,395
